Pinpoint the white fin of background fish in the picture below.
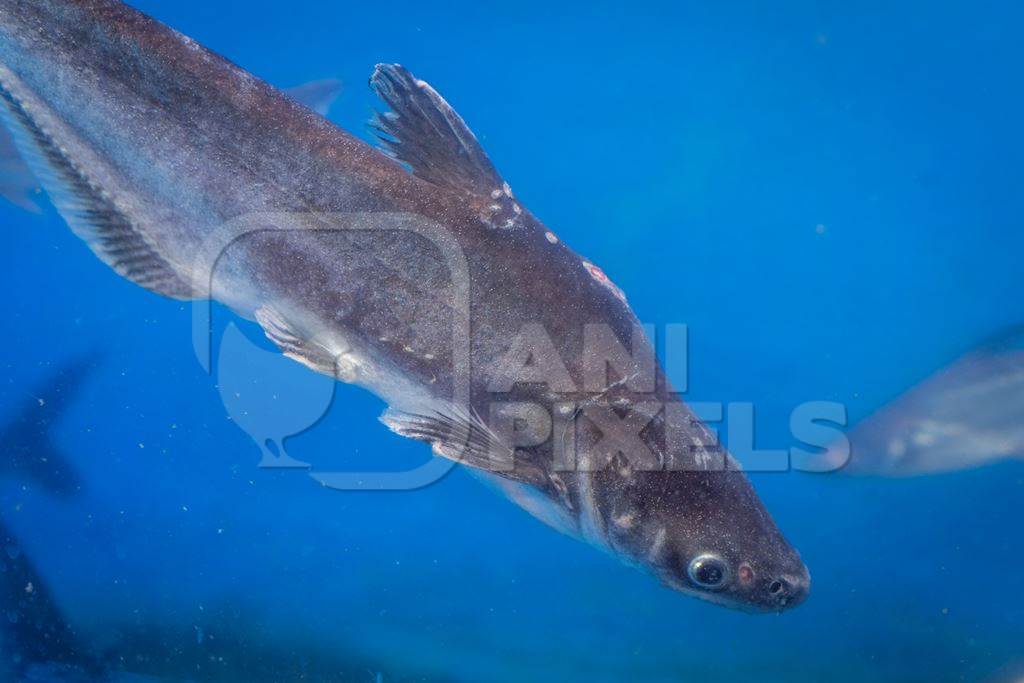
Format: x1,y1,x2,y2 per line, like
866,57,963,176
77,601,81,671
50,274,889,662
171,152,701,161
0,78,342,213
809,324,1024,476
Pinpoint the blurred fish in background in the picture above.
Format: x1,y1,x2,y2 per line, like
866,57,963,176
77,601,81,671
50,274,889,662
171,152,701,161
817,325,1024,476
1,353,103,497
0,352,389,682
0,518,100,681
2,519,394,683
0,354,99,679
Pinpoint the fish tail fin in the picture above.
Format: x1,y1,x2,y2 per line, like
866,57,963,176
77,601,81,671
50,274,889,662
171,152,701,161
0,517,94,675
1,352,103,497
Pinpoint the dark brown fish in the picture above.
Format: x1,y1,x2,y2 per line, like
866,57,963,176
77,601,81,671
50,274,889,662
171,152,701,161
0,0,808,610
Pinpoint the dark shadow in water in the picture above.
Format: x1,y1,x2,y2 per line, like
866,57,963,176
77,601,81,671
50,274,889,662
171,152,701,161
1,351,106,498
0,518,102,679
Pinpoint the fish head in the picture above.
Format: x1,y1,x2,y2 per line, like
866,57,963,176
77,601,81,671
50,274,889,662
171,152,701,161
602,468,810,612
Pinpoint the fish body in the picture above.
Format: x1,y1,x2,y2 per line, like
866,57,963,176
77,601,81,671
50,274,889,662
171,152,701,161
0,0,807,610
0,74,341,213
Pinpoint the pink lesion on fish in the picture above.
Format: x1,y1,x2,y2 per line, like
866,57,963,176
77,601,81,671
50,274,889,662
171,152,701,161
581,259,627,302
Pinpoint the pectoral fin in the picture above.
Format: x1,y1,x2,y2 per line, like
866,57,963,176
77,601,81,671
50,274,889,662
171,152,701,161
380,405,517,473
254,304,341,379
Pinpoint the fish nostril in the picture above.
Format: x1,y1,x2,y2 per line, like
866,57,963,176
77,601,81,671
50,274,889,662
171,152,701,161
768,573,811,608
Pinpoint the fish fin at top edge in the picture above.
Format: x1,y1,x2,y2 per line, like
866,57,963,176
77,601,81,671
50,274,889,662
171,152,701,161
283,78,343,118
369,64,526,229
0,78,194,300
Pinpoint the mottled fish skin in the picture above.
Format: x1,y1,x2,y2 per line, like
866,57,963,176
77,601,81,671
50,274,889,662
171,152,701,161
0,0,808,611
824,327,1024,476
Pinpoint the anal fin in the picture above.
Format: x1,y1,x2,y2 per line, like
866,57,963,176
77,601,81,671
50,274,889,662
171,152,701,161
0,77,193,300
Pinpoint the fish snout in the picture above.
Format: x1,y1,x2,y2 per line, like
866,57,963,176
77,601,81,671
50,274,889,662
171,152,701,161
767,565,811,610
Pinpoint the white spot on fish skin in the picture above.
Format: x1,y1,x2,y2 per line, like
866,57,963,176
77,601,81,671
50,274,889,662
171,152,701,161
648,527,667,561
502,182,514,197
503,219,516,228
614,512,636,529
512,204,522,215
172,30,203,52
424,353,435,360
489,204,502,212
334,352,364,383
491,188,503,199
545,231,559,244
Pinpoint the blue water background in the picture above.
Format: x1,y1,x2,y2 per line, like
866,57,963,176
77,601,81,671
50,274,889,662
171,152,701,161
1,0,1022,680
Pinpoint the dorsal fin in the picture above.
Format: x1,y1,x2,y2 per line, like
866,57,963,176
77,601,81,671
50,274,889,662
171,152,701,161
369,64,525,228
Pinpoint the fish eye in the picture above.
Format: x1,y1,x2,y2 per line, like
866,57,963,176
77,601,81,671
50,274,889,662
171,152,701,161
687,554,729,590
